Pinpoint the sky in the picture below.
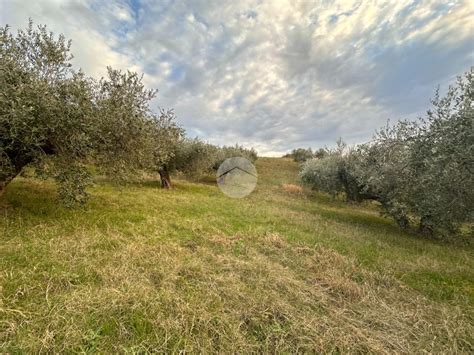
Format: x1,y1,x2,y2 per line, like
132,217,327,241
1,0,473,156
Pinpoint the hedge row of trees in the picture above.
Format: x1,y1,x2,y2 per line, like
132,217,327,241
0,21,256,205
301,70,473,238
159,137,257,188
284,147,327,163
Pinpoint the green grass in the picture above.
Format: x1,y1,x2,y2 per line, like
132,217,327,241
1,158,473,352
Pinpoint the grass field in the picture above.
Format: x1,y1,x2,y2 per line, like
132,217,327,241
1,158,473,352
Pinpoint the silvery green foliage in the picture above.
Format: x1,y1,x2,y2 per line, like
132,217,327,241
300,152,345,197
352,121,418,228
0,21,173,205
301,70,473,237
313,148,328,159
151,108,184,169
92,67,158,179
212,144,257,170
166,138,257,178
406,70,473,234
290,148,315,163
1,21,94,205
167,138,217,178
357,70,473,235
300,139,365,202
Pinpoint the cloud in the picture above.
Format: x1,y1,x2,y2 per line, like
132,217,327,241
1,0,472,156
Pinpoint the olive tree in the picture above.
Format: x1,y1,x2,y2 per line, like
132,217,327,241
159,138,257,188
313,148,328,159
212,144,257,170
150,109,184,188
352,122,418,228
300,140,369,202
300,154,345,196
355,71,473,235
164,138,218,182
290,148,314,163
0,21,171,204
405,71,473,234
1,22,94,203
300,70,473,237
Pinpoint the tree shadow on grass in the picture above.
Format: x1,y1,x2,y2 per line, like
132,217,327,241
94,177,162,189
279,193,472,254
315,204,472,251
100,176,217,190
0,178,107,220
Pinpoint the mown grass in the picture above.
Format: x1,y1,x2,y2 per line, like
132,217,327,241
1,158,473,352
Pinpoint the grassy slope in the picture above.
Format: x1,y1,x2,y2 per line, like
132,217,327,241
1,158,473,352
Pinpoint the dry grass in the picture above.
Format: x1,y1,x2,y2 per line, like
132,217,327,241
1,158,473,352
281,183,303,194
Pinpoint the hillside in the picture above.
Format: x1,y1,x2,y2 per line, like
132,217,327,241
1,158,473,352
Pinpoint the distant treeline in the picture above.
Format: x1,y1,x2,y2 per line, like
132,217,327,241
283,148,327,163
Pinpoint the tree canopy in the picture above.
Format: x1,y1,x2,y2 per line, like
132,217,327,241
0,21,179,205
301,70,474,238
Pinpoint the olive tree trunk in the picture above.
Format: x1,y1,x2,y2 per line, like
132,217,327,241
158,166,172,189
0,151,37,198
418,215,434,236
0,170,20,198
